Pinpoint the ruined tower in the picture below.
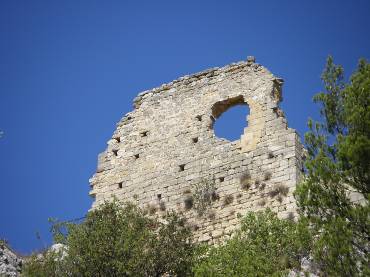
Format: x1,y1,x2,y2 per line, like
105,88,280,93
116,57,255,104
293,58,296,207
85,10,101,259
89,57,304,243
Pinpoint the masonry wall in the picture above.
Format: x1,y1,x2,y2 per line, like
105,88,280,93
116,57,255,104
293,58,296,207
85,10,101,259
89,57,304,244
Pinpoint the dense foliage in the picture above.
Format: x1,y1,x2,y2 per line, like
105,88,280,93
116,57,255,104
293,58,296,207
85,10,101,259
22,201,196,277
193,210,311,277
295,57,370,276
23,205,309,277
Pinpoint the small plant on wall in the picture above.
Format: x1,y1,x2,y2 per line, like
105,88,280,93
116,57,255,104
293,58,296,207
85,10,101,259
268,183,289,200
264,171,272,181
240,170,252,190
192,179,218,216
223,194,234,206
184,195,194,210
148,204,157,215
258,198,267,206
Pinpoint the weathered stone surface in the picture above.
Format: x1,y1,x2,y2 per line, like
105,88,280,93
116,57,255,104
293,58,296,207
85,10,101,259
0,242,22,277
89,57,304,244
288,256,320,277
49,243,68,260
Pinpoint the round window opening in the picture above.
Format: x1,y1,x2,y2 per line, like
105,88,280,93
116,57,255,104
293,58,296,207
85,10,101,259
212,96,250,142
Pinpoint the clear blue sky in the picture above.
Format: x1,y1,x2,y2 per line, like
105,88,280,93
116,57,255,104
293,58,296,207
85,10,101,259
0,0,369,254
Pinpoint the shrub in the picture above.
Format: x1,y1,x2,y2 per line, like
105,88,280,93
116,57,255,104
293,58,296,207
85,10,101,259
22,201,196,277
223,194,234,206
184,195,194,210
269,183,289,198
183,188,191,195
193,209,311,277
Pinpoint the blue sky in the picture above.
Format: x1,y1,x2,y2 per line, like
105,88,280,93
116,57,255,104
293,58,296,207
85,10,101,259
0,0,369,254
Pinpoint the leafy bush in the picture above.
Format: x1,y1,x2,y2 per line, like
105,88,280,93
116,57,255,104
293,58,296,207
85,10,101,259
22,201,196,277
193,209,311,277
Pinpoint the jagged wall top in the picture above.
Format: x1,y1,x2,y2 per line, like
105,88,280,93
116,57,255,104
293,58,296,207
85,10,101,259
129,56,283,111
90,56,303,244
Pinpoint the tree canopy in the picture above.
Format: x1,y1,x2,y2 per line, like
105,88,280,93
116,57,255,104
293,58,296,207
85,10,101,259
295,57,370,276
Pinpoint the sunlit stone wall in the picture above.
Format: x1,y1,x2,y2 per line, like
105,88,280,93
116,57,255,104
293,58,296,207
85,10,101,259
89,57,304,243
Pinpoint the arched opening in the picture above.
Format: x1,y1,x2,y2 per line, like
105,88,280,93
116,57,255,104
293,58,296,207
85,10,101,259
212,96,250,142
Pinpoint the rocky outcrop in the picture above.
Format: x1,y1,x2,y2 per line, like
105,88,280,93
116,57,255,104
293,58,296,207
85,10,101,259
0,241,22,277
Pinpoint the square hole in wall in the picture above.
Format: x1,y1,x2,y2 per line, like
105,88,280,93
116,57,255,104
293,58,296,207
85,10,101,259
140,131,148,137
112,150,118,156
219,177,225,182
157,193,162,200
192,137,198,143
179,164,185,172
118,182,123,189
134,154,140,159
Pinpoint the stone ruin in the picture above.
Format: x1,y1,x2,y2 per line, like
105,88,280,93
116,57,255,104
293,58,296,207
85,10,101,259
89,56,305,243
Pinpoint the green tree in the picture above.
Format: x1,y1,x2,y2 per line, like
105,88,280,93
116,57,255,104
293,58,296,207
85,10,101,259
22,201,196,277
295,57,370,276
193,209,311,277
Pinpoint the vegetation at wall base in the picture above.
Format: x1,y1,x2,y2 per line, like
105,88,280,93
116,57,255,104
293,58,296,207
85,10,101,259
193,210,311,277
22,201,197,277
22,203,312,277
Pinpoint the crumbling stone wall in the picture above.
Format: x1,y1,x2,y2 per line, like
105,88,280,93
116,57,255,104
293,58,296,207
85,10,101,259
89,57,304,243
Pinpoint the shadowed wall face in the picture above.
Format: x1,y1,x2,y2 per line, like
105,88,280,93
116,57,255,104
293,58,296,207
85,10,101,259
89,58,304,243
